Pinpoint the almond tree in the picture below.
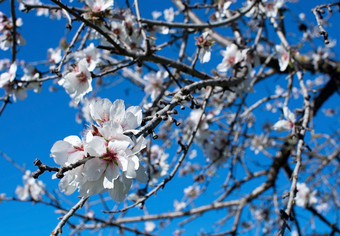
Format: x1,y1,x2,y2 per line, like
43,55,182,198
0,0,339,235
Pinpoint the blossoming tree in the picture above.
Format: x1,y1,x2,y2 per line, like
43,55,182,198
0,0,339,235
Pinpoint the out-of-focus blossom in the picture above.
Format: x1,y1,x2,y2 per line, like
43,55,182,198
295,182,317,207
184,185,200,198
145,221,156,233
15,170,45,200
275,45,290,71
47,47,62,64
164,7,177,22
261,0,285,18
85,0,113,12
195,32,214,63
143,70,168,101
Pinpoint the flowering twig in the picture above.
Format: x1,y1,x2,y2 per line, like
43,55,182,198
32,156,94,179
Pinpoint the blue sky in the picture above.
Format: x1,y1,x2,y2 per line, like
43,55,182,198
0,0,339,235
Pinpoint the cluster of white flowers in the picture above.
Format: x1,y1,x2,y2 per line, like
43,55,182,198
147,145,169,184
260,0,285,18
103,10,142,51
210,0,236,21
15,170,45,201
19,0,63,18
183,185,200,198
50,98,148,201
0,61,41,102
0,11,25,51
250,134,275,155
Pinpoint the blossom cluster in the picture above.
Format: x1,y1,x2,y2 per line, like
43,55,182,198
15,170,45,201
50,98,147,201
0,61,41,102
0,11,25,51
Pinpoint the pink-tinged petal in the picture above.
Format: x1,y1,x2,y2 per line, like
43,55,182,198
82,158,106,181
273,120,290,132
110,99,125,124
98,120,125,140
103,164,119,189
217,61,228,72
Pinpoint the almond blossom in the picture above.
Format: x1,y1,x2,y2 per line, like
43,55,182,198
217,44,244,73
295,182,317,207
47,47,62,64
261,0,285,18
195,32,213,64
273,106,296,132
85,0,113,12
275,45,290,71
74,43,101,72
164,7,176,22
58,59,92,104
143,70,168,101
50,98,147,202
15,170,45,200
0,13,26,51
0,62,27,101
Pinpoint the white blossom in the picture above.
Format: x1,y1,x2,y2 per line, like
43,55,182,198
196,32,213,64
145,221,156,233
273,106,296,132
59,59,92,104
47,47,62,64
85,0,113,12
74,43,101,72
164,7,176,22
50,98,147,202
143,70,168,101
275,45,290,71
295,183,317,207
217,44,244,72
15,170,45,200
